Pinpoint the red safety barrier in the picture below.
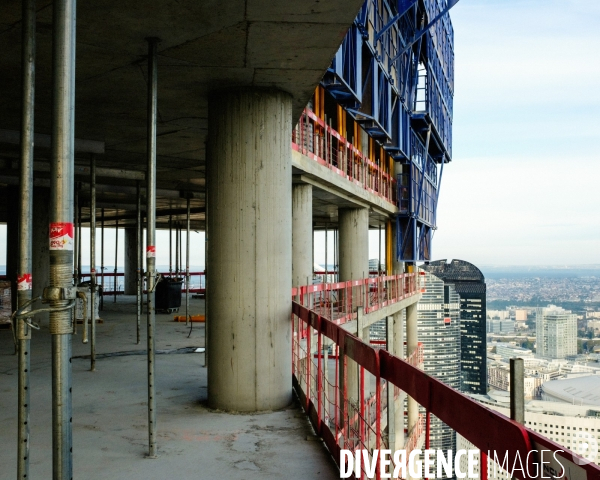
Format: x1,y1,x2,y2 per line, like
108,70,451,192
79,271,206,295
295,273,418,327
292,108,397,205
291,300,600,480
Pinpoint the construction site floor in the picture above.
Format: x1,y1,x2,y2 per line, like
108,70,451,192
0,295,339,479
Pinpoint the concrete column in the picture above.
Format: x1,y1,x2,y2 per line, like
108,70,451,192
32,188,50,324
406,302,419,435
338,207,369,403
292,184,312,288
206,88,292,412
124,227,137,295
393,308,406,448
391,213,406,447
338,208,369,282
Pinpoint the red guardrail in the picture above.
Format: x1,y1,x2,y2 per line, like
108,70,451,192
293,273,420,328
291,300,600,480
292,108,397,205
79,271,206,295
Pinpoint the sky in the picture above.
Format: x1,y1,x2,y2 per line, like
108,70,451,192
1,1,599,269
433,0,600,266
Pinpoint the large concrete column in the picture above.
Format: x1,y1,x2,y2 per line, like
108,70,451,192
391,214,406,448
124,227,137,295
338,208,369,283
206,88,292,412
338,207,369,403
406,302,419,435
32,187,51,324
292,184,313,289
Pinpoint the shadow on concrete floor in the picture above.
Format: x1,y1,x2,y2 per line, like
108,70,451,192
0,295,338,479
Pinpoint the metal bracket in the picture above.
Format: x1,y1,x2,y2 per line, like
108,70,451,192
42,286,77,302
149,273,162,293
12,289,77,333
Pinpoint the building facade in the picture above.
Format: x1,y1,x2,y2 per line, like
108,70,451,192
536,305,577,359
487,319,515,334
422,259,487,394
457,393,600,478
417,269,461,451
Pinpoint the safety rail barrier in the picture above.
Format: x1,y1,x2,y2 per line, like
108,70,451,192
292,273,419,327
78,271,206,295
291,300,600,480
292,108,397,205
370,340,424,371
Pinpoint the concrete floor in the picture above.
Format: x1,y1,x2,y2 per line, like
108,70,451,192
0,295,339,479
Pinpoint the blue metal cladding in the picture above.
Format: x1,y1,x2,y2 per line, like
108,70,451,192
322,0,454,262
323,24,363,104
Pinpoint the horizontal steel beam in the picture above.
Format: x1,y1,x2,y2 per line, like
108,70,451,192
82,206,205,223
0,173,204,197
0,128,105,154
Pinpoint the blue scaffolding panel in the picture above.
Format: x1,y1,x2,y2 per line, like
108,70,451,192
322,0,455,262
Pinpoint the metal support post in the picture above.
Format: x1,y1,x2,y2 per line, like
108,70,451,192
73,187,79,283
114,214,118,302
379,224,382,275
168,214,172,277
185,198,190,326
16,0,35,476
136,181,141,343
175,221,179,277
77,196,82,284
324,224,328,284
333,229,337,282
49,0,76,476
179,224,182,279
145,37,159,458
90,155,97,370
139,197,144,317
100,208,104,310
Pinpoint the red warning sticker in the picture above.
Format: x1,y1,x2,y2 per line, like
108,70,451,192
49,222,74,251
146,246,156,258
17,273,32,291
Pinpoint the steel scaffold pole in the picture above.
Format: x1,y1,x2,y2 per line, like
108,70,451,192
49,0,77,476
145,37,159,459
16,0,35,477
90,154,97,370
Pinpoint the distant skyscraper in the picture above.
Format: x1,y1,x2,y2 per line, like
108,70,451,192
421,259,487,395
417,270,461,451
536,305,577,359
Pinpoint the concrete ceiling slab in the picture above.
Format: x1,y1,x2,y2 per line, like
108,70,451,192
0,0,364,221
